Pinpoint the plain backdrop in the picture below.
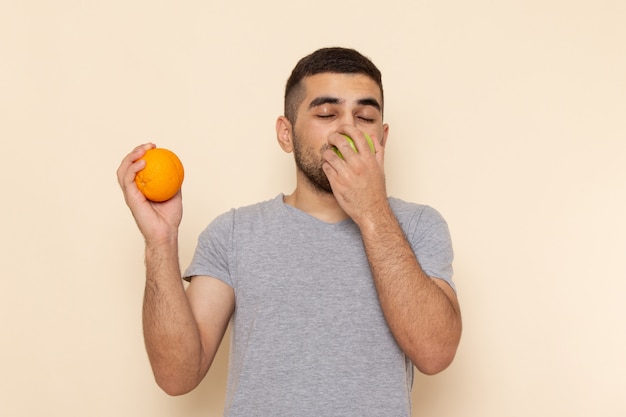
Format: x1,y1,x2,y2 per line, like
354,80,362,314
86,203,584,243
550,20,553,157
1,1,625,416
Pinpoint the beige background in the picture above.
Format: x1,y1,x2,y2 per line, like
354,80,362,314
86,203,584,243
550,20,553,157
1,1,625,416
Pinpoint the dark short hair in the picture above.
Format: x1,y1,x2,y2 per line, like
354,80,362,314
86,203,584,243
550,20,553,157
284,47,384,124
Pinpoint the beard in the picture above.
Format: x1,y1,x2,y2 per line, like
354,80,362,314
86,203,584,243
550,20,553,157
292,130,333,194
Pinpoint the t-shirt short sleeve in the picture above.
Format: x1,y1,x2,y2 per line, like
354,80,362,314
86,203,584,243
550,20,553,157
183,210,234,287
395,202,455,292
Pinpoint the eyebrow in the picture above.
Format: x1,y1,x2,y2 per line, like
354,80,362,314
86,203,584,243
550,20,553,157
308,96,341,109
308,96,382,111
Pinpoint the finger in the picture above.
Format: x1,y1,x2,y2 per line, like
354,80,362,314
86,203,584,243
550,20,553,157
367,133,382,153
371,135,386,165
348,131,371,155
116,143,155,187
322,147,345,171
122,159,146,191
327,132,355,158
322,160,338,185
333,128,375,157
322,148,353,188
120,143,155,170
117,144,155,209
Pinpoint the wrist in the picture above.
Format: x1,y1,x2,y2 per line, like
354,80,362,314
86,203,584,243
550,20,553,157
354,200,395,233
144,230,179,252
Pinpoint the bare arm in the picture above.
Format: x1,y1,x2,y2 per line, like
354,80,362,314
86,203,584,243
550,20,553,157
323,129,462,374
358,207,461,374
117,144,233,395
143,242,234,395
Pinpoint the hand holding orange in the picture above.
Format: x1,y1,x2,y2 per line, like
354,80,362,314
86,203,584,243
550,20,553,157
134,148,184,202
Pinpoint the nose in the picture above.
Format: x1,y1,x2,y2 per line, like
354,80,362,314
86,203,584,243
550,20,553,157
338,113,358,127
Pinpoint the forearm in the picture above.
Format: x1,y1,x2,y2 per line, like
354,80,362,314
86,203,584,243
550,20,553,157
143,238,205,395
359,207,462,374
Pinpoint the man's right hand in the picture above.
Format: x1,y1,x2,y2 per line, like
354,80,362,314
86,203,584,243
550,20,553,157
116,143,183,245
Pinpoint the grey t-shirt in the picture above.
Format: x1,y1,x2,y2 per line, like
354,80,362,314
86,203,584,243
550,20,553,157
184,194,454,416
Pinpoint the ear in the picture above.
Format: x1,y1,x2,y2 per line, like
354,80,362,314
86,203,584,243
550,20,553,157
276,116,294,153
380,123,390,147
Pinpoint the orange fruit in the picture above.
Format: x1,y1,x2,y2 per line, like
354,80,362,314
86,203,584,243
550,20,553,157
134,148,184,202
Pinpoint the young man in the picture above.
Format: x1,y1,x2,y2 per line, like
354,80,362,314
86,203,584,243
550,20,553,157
117,47,461,416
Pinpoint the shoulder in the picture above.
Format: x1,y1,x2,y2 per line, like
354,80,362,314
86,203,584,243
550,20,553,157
202,194,283,236
388,197,451,245
233,194,283,215
209,195,282,222
389,197,455,283
388,197,447,227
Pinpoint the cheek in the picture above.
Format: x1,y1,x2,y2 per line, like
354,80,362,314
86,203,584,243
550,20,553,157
294,125,332,153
